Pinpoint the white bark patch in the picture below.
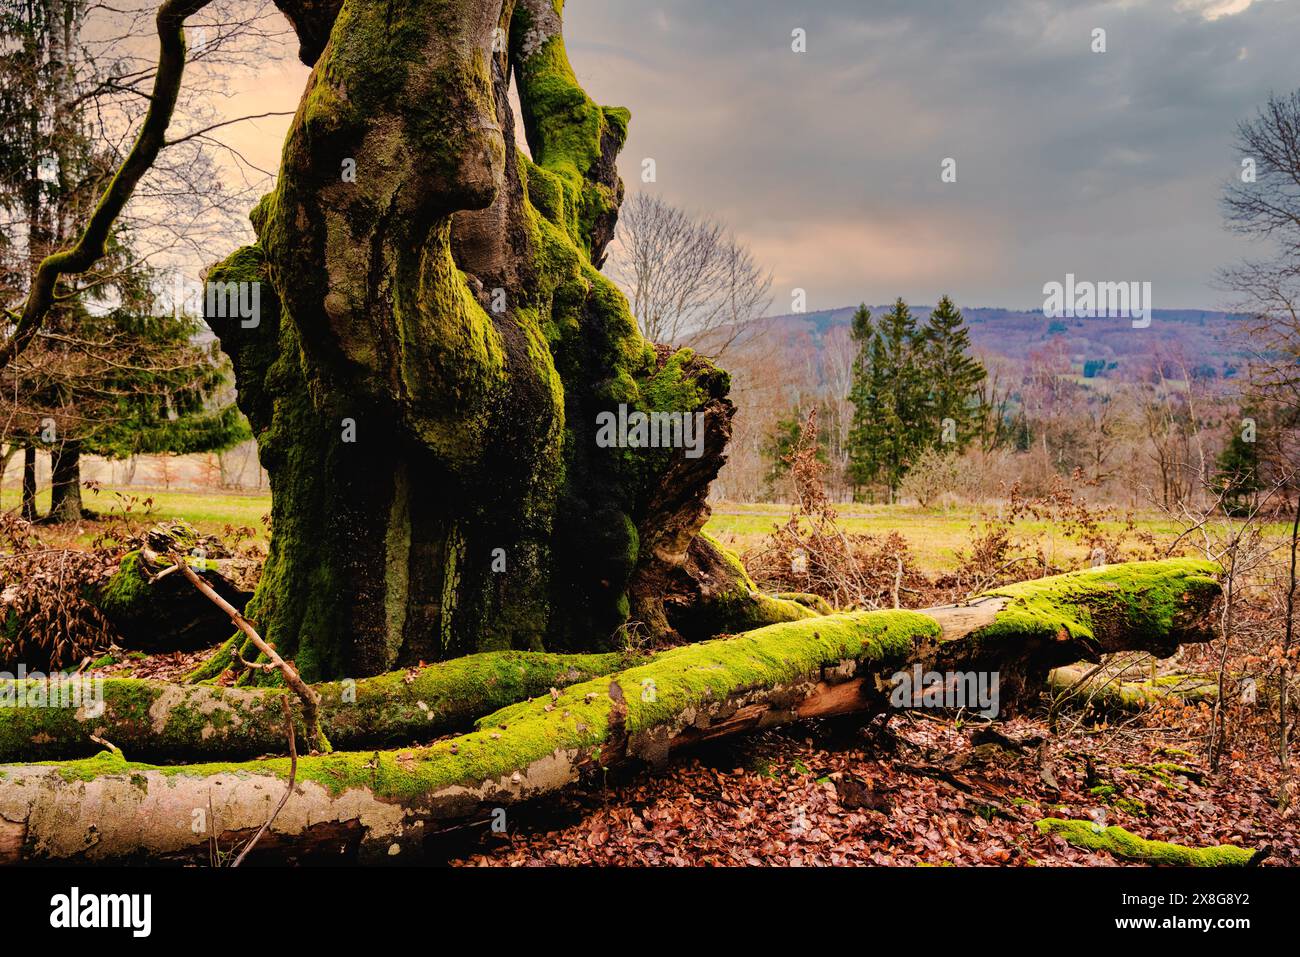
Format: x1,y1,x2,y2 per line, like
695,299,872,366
0,766,407,862
517,0,562,59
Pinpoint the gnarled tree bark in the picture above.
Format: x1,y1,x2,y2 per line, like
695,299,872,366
201,0,800,681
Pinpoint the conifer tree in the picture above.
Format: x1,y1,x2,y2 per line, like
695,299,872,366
846,297,989,500
846,304,882,497
0,0,247,520
920,295,986,451
1213,418,1263,517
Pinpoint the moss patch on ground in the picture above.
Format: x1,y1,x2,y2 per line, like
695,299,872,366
1036,818,1256,866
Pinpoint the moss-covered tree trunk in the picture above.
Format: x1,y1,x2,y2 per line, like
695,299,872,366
204,0,803,680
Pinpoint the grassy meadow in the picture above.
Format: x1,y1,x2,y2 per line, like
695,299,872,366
2,483,1234,573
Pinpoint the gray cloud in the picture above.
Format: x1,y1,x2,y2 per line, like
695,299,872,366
564,0,1299,311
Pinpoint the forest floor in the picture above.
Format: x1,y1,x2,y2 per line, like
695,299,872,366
83,639,1298,867
5,483,1297,867
437,712,1297,867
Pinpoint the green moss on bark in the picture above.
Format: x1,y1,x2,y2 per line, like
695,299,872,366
31,607,940,799
0,650,641,761
975,559,1220,650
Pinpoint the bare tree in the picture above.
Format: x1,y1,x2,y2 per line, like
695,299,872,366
1221,90,1300,775
608,193,772,360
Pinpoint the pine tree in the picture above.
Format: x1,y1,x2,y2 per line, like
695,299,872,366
920,295,987,451
846,304,881,497
846,299,930,501
1214,420,1263,517
847,297,991,501
873,299,929,500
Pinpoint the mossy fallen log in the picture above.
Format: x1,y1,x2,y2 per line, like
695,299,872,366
1047,664,1220,712
0,559,1220,862
1036,818,1262,866
0,650,637,761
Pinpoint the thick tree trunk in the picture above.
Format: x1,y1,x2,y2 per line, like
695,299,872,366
0,560,1221,862
199,0,790,681
46,440,81,524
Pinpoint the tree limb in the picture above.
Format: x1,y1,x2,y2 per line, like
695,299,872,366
0,0,213,371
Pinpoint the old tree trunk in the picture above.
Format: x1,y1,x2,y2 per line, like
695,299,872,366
200,0,804,681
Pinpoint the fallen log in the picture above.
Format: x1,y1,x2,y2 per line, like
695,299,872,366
0,650,637,761
1047,663,1221,712
0,559,1220,863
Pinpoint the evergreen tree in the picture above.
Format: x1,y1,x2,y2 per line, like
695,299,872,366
846,304,882,497
1213,420,1263,517
846,297,990,501
0,0,247,520
876,299,930,499
920,295,986,451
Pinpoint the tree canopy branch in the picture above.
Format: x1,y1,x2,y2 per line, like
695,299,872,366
0,0,213,371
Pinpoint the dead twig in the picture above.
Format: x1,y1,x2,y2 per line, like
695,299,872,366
167,551,325,750
232,695,297,867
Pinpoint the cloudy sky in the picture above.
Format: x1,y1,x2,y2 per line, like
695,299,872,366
218,0,1300,312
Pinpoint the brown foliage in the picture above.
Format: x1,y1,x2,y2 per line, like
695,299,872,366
743,411,937,608
0,511,119,670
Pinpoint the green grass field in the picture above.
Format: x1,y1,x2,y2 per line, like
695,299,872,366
1,485,272,546
4,484,1242,573
703,502,1200,570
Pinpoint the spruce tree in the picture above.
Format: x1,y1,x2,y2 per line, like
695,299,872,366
846,304,881,497
920,295,987,451
0,0,247,520
1213,420,1263,517
872,298,927,500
